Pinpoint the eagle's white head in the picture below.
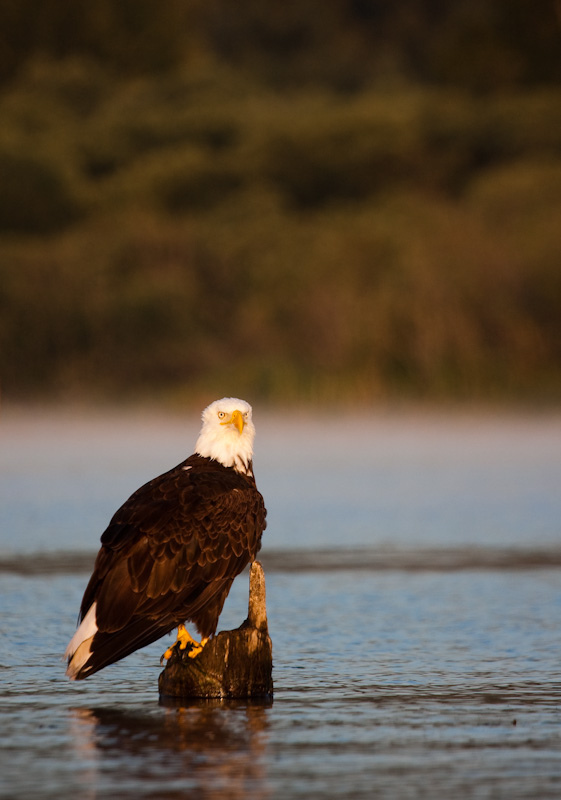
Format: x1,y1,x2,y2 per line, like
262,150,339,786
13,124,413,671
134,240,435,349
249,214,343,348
195,397,256,474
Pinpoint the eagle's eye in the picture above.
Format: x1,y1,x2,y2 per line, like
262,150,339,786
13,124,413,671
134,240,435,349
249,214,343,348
217,411,226,420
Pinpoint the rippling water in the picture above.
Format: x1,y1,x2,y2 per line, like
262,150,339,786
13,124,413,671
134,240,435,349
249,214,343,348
1,409,561,799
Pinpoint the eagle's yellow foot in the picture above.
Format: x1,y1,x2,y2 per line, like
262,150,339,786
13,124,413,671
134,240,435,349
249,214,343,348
160,624,202,664
187,636,209,659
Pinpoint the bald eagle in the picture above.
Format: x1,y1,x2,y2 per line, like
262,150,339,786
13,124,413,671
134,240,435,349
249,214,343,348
65,397,266,680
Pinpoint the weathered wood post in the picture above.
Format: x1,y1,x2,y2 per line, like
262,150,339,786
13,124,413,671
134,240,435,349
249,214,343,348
158,561,273,699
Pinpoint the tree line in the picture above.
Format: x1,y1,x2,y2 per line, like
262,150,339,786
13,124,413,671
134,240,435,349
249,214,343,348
0,2,560,404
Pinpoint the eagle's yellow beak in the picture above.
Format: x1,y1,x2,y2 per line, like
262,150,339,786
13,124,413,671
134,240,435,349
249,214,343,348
221,409,245,434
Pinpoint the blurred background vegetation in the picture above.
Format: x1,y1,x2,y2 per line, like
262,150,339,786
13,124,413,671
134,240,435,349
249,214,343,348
1,0,560,406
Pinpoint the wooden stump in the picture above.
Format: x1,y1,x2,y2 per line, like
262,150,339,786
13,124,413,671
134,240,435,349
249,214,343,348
158,561,273,700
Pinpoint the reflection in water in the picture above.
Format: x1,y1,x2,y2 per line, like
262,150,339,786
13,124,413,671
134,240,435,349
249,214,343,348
69,699,272,800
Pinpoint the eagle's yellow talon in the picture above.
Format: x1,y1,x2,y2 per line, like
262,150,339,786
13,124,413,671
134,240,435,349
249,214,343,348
161,624,202,663
188,637,209,659
177,625,198,650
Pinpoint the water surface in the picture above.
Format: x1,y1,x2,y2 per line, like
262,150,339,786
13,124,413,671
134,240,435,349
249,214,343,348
1,409,560,798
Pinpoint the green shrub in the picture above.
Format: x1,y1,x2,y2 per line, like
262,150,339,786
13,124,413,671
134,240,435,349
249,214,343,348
1,65,560,403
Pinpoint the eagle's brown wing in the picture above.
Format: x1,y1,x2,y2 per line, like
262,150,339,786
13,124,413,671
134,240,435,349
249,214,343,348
71,454,266,679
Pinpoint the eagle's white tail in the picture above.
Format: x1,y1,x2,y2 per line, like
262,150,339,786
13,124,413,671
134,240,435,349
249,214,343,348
65,603,98,680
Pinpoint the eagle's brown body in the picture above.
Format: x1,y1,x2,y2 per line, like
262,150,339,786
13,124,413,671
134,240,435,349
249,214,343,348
66,400,266,681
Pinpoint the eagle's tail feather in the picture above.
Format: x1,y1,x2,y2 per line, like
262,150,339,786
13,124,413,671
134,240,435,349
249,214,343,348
66,616,174,680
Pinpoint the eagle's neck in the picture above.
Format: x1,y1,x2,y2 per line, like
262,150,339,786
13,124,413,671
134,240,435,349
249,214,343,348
235,457,254,477
194,430,254,475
